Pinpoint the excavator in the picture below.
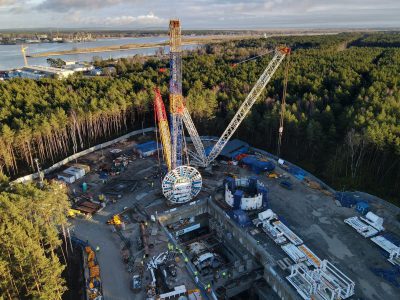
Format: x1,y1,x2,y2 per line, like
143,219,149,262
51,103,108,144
107,214,122,225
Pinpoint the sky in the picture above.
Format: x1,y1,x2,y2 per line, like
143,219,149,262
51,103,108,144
0,0,399,30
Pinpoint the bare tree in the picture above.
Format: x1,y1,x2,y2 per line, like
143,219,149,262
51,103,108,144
346,129,367,179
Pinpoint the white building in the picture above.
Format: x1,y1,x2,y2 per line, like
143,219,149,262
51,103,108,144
10,65,75,80
63,63,94,72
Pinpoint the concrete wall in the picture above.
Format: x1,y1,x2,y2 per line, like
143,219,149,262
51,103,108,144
12,127,155,184
158,198,300,300
207,200,300,300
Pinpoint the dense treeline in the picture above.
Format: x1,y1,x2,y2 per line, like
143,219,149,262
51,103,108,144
350,32,400,47
0,66,156,174
0,179,70,299
0,32,399,203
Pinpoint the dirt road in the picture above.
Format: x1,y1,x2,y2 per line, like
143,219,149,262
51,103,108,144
72,197,140,300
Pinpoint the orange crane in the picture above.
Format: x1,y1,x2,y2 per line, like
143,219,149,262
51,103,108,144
154,88,172,170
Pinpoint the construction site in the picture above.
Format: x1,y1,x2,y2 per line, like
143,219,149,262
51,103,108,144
55,20,400,300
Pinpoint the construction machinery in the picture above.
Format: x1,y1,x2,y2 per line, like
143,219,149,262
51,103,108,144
154,19,290,204
169,19,185,169
287,260,355,300
68,208,84,218
131,274,142,292
84,246,102,300
154,20,203,204
107,214,122,225
371,235,400,266
203,46,290,166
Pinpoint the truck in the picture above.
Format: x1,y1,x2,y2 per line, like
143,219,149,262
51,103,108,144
280,180,293,190
131,274,142,292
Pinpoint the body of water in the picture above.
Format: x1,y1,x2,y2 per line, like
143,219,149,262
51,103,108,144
0,36,198,70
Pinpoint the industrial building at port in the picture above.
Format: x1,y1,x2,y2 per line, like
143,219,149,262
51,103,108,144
0,45,100,80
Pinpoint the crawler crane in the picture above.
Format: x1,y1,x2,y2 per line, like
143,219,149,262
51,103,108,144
154,19,290,203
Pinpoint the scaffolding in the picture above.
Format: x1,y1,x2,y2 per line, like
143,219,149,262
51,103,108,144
286,260,355,300
371,235,400,266
272,220,303,246
344,216,378,238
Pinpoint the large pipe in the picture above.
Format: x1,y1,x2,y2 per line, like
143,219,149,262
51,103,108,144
140,222,150,257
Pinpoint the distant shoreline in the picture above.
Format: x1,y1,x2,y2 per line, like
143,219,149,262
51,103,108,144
29,35,253,57
30,42,170,57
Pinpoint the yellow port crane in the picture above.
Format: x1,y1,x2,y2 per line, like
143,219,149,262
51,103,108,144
21,45,28,66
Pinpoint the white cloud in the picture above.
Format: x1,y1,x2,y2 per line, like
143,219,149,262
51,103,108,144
184,0,400,17
38,0,137,11
104,13,165,26
66,12,165,26
1,0,400,29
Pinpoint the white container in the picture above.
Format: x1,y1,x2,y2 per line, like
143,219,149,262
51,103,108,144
57,172,76,184
361,212,384,231
64,166,85,179
258,209,274,222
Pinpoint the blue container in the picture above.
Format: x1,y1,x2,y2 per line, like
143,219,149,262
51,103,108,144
99,172,108,180
233,190,244,209
205,146,213,156
248,176,258,194
259,186,269,208
335,192,357,208
356,201,369,215
229,147,248,159
231,209,251,227
280,180,293,190
224,177,236,192
288,165,306,176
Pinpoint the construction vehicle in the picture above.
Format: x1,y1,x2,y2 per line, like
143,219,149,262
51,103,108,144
224,172,238,179
193,252,222,271
280,180,293,190
68,208,84,218
107,214,122,225
84,246,103,300
188,289,202,300
131,274,142,292
267,172,279,179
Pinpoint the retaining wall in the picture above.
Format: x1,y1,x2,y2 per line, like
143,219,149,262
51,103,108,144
12,127,155,184
158,198,300,300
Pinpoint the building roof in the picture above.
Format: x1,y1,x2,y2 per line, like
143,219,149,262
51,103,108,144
135,141,161,153
205,139,249,159
22,65,75,77
219,139,249,158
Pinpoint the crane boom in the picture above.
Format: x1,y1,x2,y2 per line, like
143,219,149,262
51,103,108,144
205,47,290,166
169,19,184,169
154,88,172,170
182,107,207,165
